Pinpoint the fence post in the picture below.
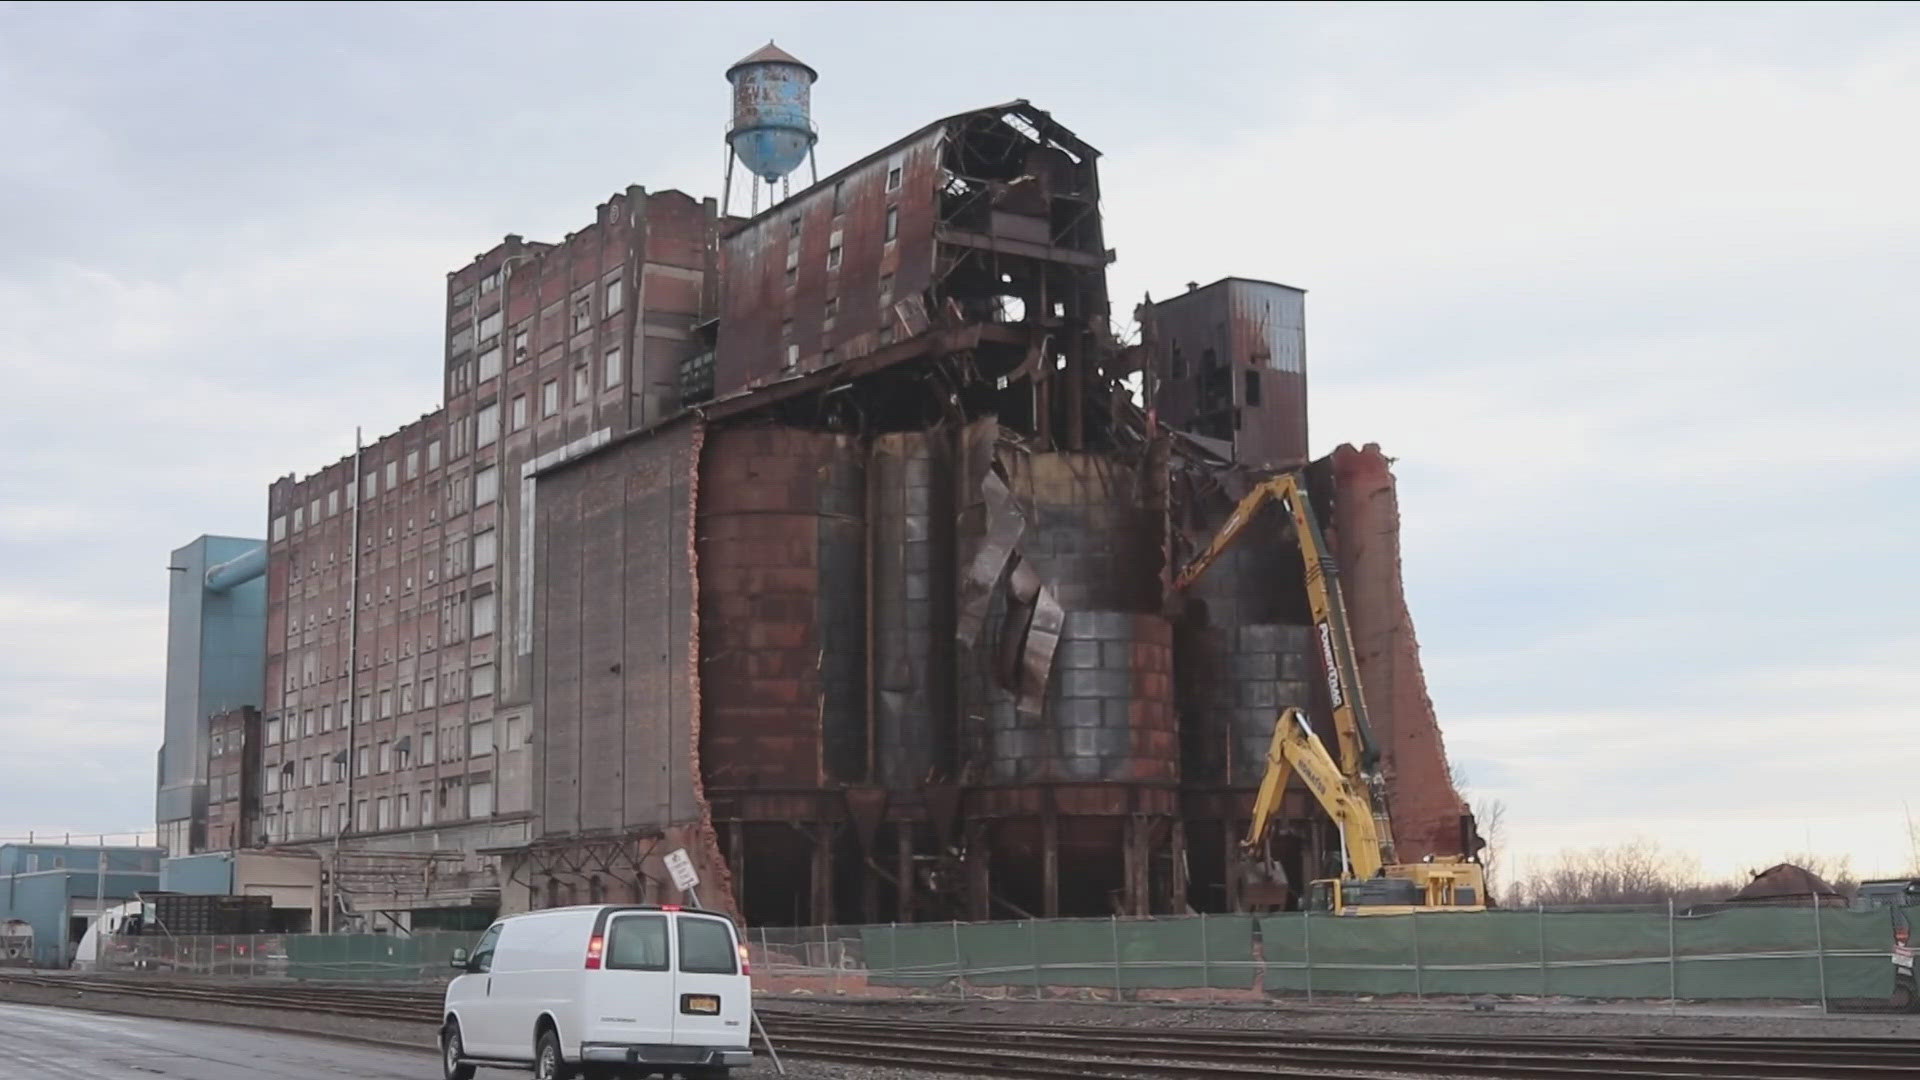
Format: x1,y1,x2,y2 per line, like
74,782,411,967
1110,916,1123,1002
1028,919,1041,1000
1199,912,1211,1002
1410,911,1423,1000
1667,898,1677,1011
1302,912,1313,1004
1812,892,1829,1013
1537,903,1548,996
822,923,836,997
888,921,898,987
757,925,768,980
951,920,966,1001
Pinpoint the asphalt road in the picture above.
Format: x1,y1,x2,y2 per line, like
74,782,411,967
0,1001,438,1079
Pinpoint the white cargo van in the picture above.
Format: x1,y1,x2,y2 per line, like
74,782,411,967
442,905,752,1079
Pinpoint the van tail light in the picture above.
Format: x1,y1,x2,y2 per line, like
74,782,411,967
660,904,682,912
738,942,751,976
1897,924,1910,947
584,934,605,969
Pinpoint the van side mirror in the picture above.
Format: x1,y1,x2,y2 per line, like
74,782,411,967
449,948,469,971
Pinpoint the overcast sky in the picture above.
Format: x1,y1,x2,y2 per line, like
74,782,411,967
2,2,1914,885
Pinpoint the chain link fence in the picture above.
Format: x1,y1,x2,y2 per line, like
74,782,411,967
101,931,471,980
100,904,1902,1006
746,904,1898,1006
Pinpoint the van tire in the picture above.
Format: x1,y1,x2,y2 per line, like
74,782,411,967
534,1028,576,1080
440,1021,476,1080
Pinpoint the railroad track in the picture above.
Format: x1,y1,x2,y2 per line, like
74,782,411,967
4,972,1917,1078
764,1011,1920,1078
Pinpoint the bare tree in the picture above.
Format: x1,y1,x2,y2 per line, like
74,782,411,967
1473,796,1507,898
1908,803,1920,876
1509,838,1719,907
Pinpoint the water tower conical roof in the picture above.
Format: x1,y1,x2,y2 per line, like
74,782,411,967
726,41,817,81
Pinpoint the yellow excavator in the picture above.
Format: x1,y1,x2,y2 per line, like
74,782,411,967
1176,471,1485,915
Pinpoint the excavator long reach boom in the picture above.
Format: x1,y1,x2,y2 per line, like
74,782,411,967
1175,471,1396,867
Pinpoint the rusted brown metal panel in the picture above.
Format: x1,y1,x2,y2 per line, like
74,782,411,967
696,423,867,792
716,127,943,395
1147,277,1308,468
870,429,957,789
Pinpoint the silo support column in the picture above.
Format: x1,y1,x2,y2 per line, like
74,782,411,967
727,821,747,910
1125,815,1152,917
896,825,916,923
1041,808,1060,919
965,822,991,922
862,864,881,925
1163,817,1188,914
810,823,835,926
1223,819,1243,913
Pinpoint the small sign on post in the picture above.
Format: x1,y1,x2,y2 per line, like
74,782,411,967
664,848,700,895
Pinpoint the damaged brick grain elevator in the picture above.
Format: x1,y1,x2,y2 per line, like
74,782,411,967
519,92,1476,924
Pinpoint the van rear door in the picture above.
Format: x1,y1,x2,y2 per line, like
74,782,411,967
670,913,748,1048
592,912,675,1048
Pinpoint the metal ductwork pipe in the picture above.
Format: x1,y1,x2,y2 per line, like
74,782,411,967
204,545,267,592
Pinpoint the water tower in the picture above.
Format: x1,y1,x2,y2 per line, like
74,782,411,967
723,42,819,216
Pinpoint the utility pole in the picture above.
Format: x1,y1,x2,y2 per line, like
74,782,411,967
94,835,107,967
333,426,364,934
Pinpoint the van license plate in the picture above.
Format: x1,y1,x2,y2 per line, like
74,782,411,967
681,994,720,1015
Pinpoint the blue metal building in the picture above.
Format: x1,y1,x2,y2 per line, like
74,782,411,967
0,844,162,967
157,535,267,855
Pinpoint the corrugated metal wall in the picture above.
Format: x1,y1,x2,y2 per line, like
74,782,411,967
870,431,956,789
980,611,1177,784
697,424,868,790
716,128,942,395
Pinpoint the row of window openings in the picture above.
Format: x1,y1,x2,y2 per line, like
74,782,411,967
788,206,897,287
779,274,897,369
256,779,494,840
458,273,619,344
281,615,495,692
279,646,490,701
817,164,902,224
279,621,482,682
284,350,623,546
452,344,621,422
292,531,496,602
285,598,494,668
275,442,446,540
1164,347,1267,406
289,531,495,614
453,275,622,380
280,465,500,556
285,350,617,541
266,672,496,742
260,721,513,789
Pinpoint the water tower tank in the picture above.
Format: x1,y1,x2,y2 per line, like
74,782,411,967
726,42,818,183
